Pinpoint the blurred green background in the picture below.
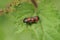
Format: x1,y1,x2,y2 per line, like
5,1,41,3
0,0,60,40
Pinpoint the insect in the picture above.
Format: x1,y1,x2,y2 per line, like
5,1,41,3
23,0,38,25
23,16,39,25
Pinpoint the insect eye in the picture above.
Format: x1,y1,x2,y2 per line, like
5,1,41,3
27,18,31,21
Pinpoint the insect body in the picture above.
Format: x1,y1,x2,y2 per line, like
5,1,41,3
23,16,39,25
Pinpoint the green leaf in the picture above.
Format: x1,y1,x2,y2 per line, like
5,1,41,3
0,0,60,40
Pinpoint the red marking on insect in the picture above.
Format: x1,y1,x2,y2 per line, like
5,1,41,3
31,18,35,22
33,16,39,22
23,16,39,25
